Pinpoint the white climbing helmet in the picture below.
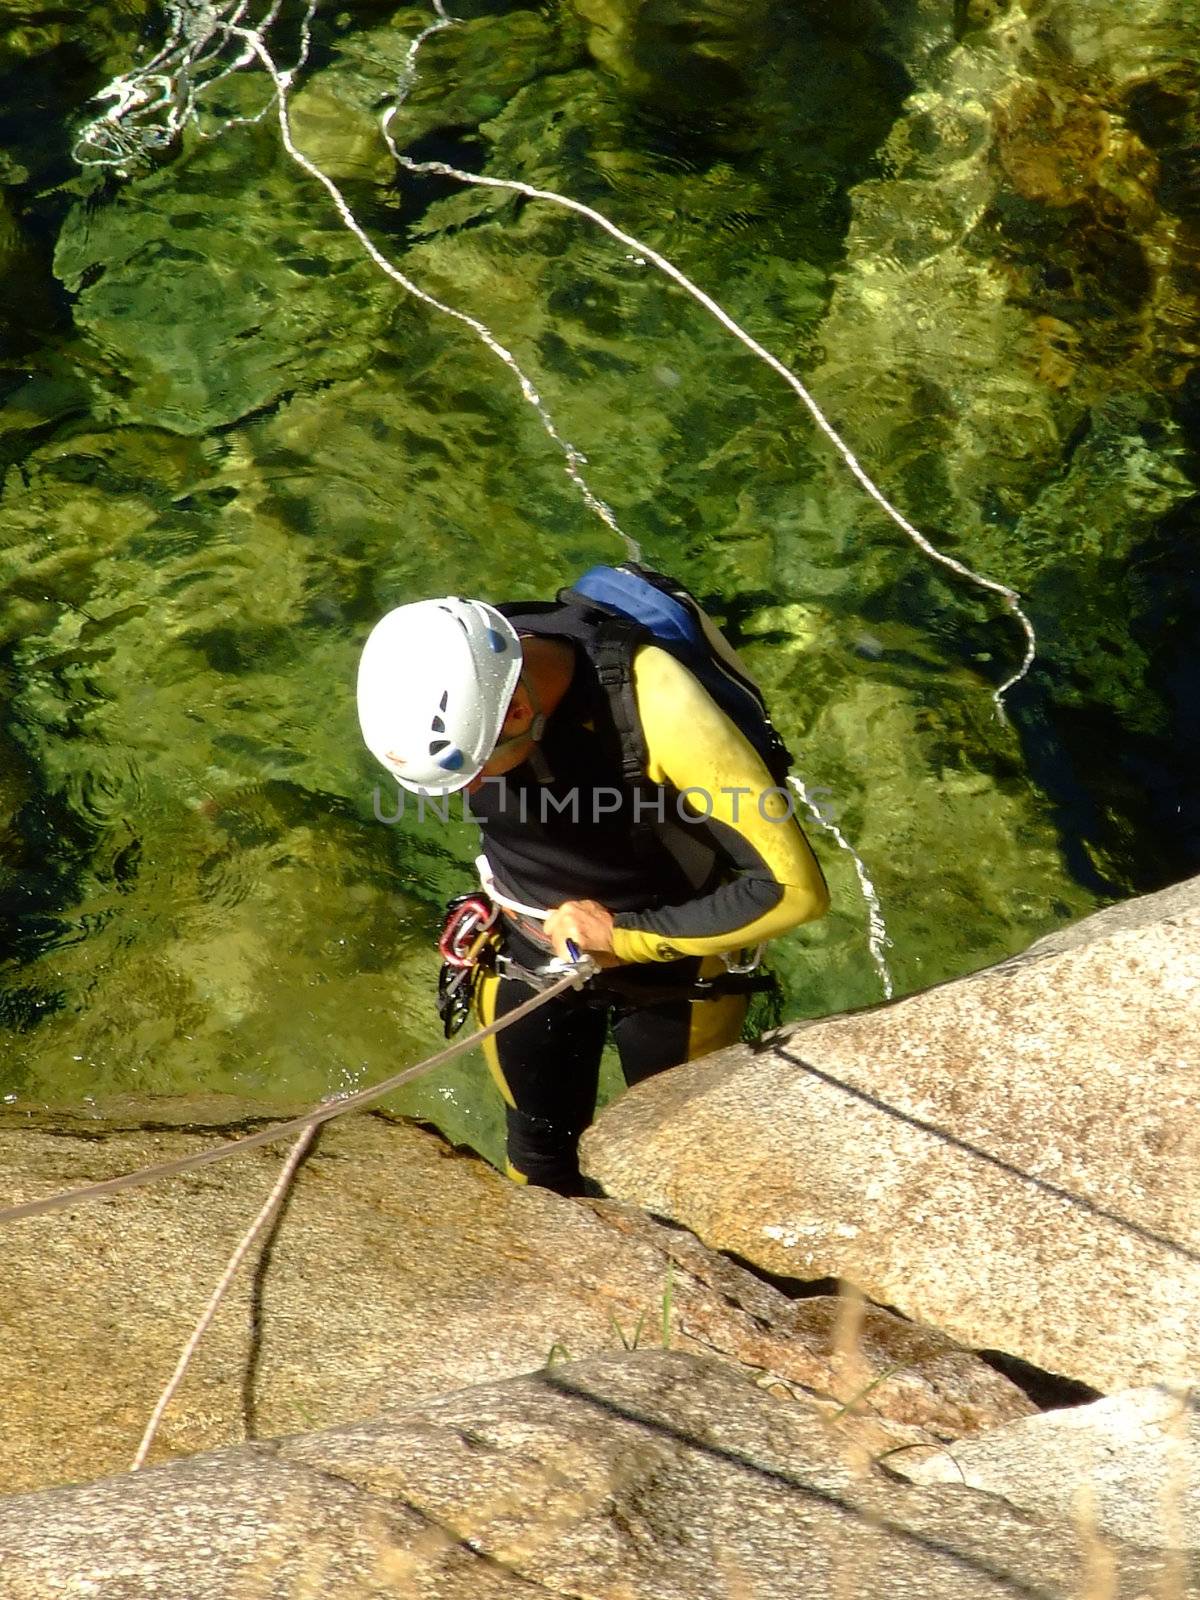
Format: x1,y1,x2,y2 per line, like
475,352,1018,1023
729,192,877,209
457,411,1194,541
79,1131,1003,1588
357,598,523,794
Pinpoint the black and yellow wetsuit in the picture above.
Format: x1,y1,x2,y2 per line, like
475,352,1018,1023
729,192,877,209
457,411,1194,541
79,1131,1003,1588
470,631,830,1194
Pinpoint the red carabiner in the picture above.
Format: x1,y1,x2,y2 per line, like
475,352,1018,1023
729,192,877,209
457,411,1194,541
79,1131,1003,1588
438,895,496,968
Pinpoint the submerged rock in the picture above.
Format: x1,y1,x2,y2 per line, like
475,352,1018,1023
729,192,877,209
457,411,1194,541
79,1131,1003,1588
0,1102,1030,1495
803,0,1200,892
581,875,1200,1393
0,1352,1184,1600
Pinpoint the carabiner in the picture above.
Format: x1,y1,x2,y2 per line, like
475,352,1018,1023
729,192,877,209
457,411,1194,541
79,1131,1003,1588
438,894,498,969
536,939,599,989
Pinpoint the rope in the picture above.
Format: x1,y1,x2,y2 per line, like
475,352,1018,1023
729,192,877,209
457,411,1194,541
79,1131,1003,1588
0,967,583,1226
130,1124,316,1470
384,143,1037,721
238,22,639,560
788,775,894,1000
73,0,1034,714
380,6,1035,720
72,3,638,560
72,0,319,168
70,1,1029,997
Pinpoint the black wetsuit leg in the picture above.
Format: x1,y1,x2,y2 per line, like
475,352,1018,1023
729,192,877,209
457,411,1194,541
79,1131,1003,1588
608,979,699,1086
476,928,749,1195
477,961,607,1196
606,956,750,1085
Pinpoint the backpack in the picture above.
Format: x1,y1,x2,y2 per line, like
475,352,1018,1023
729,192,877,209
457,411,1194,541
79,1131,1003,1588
504,563,794,789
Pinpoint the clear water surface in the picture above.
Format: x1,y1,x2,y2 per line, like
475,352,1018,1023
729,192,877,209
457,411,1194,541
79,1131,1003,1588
0,0,1197,1169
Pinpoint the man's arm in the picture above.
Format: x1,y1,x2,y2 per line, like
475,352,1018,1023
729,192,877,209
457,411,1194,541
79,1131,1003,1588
603,644,829,963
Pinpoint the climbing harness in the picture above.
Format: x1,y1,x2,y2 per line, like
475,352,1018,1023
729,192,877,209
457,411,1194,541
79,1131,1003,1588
438,892,498,967
442,856,777,1010
434,877,602,1037
491,944,775,1010
475,854,551,926
438,877,597,1005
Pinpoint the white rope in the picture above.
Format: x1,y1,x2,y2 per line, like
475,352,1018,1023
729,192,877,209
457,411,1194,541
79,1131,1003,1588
76,4,1035,716
393,0,454,110
378,3,1034,717
788,776,893,999
380,138,1036,721
385,5,898,996
130,1124,316,1470
73,0,317,169
73,3,637,556
240,22,638,558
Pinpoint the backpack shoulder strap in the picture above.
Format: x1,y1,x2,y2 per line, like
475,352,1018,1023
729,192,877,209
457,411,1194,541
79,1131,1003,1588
496,599,649,786
588,614,648,787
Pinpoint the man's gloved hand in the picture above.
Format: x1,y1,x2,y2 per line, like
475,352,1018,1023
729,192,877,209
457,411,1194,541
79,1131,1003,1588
544,899,622,968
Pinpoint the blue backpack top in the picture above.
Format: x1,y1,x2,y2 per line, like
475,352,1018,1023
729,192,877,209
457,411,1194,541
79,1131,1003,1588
551,563,795,788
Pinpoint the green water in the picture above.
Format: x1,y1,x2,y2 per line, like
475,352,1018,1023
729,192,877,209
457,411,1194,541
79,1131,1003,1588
1,0,1198,1169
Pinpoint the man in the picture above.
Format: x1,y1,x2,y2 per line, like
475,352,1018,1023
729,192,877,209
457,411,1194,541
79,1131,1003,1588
358,589,829,1194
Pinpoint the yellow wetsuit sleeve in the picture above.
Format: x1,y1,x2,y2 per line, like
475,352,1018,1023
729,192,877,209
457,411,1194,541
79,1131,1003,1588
609,645,830,964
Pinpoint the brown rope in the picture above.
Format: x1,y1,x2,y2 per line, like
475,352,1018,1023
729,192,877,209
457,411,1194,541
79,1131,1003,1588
0,970,583,1225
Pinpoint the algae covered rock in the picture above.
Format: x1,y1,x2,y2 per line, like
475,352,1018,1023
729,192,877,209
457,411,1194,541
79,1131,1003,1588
53,133,397,436
52,4,587,435
0,415,460,1126
801,0,1200,891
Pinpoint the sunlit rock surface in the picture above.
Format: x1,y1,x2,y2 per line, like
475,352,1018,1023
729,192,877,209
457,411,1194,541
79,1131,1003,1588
897,1385,1200,1553
0,1103,1031,1495
0,1352,1184,1600
582,876,1200,1393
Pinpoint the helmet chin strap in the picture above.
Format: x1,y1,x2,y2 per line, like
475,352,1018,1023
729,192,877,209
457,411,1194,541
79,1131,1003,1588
488,660,555,784
490,671,547,755
526,672,549,743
